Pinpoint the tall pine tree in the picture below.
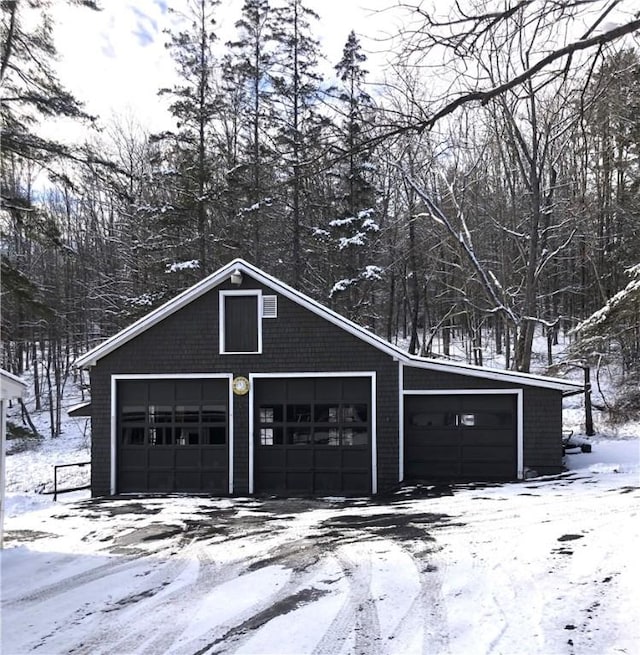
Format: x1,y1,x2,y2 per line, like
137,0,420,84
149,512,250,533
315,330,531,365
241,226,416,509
225,0,277,265
1,0,98,374
270,0,324,286
156,0,221,277
326,31,380,323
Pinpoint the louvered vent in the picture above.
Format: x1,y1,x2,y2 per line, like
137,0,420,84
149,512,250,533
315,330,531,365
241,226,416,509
262,295,278,318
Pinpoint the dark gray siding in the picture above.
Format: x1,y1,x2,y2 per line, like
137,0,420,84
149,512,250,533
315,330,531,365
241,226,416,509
90,367,111,495
90,274,400,496
521,387,563,475
402,365,564,476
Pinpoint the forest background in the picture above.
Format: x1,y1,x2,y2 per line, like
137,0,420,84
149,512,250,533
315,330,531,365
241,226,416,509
2,0,640,437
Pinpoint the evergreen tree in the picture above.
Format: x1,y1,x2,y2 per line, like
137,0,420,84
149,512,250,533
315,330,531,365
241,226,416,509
0,0,98,374
573,264,640,374
0,0,97,165
270,0,324,286
225,0,277,265
326,31,380,323
156,0,221,277
583,49,640,298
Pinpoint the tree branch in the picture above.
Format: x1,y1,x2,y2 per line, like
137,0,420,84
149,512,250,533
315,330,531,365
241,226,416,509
399,166,520,327
409,17,640,133
0,0,17,82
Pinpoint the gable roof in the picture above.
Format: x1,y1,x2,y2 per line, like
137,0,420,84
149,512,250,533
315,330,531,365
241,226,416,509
74,259,403,367
74,259,582,393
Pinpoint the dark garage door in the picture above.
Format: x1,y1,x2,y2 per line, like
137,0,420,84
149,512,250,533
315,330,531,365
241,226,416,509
404,394,517,481
118,378,229,493
254,377,371,495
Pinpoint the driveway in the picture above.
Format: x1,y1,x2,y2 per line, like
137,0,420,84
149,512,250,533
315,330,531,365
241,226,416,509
2,472,638,655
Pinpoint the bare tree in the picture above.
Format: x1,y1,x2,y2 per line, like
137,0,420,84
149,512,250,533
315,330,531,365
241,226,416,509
383,0,640,136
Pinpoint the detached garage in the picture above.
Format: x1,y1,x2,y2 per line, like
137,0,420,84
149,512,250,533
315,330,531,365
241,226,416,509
74,259,582,497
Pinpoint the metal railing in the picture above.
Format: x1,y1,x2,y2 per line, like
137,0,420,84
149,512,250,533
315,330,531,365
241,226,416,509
52,461,91,501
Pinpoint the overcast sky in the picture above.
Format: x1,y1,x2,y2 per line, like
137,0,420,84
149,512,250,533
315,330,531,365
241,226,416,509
51,0,402,139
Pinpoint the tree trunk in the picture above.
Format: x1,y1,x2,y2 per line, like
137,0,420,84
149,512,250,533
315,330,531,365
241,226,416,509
584,366,595,437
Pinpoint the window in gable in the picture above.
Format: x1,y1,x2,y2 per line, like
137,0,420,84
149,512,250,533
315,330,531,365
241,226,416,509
220,291,261,353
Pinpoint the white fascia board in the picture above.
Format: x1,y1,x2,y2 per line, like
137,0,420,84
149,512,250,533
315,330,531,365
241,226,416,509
74,260,245,368
72,257,582,395
67,400,91,417
403,356,583,392
74,259,405,369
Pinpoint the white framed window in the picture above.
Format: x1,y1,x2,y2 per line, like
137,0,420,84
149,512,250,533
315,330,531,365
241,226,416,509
219,290,262,354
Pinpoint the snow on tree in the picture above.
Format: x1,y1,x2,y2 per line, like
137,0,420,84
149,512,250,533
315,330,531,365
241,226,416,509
573,264,640,372
324,31,382,324
156,0,222,275
165,260,201,273
224,0,278,266
269,0,323,285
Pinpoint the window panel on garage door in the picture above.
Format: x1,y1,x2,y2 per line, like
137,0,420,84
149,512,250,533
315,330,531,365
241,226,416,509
118,378,229,493
404,394,516,481
254,377,371,495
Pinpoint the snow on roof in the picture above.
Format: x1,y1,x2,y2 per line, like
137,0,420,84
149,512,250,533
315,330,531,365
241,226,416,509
73,259,582,392
67,401,91,417
1,370,27,400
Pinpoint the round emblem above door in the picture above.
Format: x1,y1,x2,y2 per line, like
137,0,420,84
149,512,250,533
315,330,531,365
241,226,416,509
232,376,250,396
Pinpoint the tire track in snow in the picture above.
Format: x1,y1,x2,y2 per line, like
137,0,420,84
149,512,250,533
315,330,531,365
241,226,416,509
3,554,147,607
381,540,451,655
310,543,382,655
178,536,341,655
142,548,224,652
120,538,296,655
481,550,546,655
346,546,382,655
4,553,169,655
33,525,322,655
65,520,327,655
105,545,212,655
66,537,204,655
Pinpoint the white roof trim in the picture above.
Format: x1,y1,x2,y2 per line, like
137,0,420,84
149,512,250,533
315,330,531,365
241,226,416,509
74,258,404,368
1,369,27,400
402,356,583,392
73,259,582,392
67,400,92,417
75,260,245,367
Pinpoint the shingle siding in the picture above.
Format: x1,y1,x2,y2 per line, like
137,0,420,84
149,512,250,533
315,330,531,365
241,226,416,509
89,369,111,495
402,365,564,475
522,387,564,475
90,274,400,496
88,270,567,496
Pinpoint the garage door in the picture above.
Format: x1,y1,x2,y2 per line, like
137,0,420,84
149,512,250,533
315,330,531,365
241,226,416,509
404,394,517,481
254,377,371,495
118,378,229,493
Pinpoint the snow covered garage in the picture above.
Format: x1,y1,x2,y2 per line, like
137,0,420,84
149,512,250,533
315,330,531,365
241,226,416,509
74,259,582,497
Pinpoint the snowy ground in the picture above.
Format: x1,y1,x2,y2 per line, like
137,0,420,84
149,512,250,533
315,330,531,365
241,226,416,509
2,436,639,655
2,339,639,654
